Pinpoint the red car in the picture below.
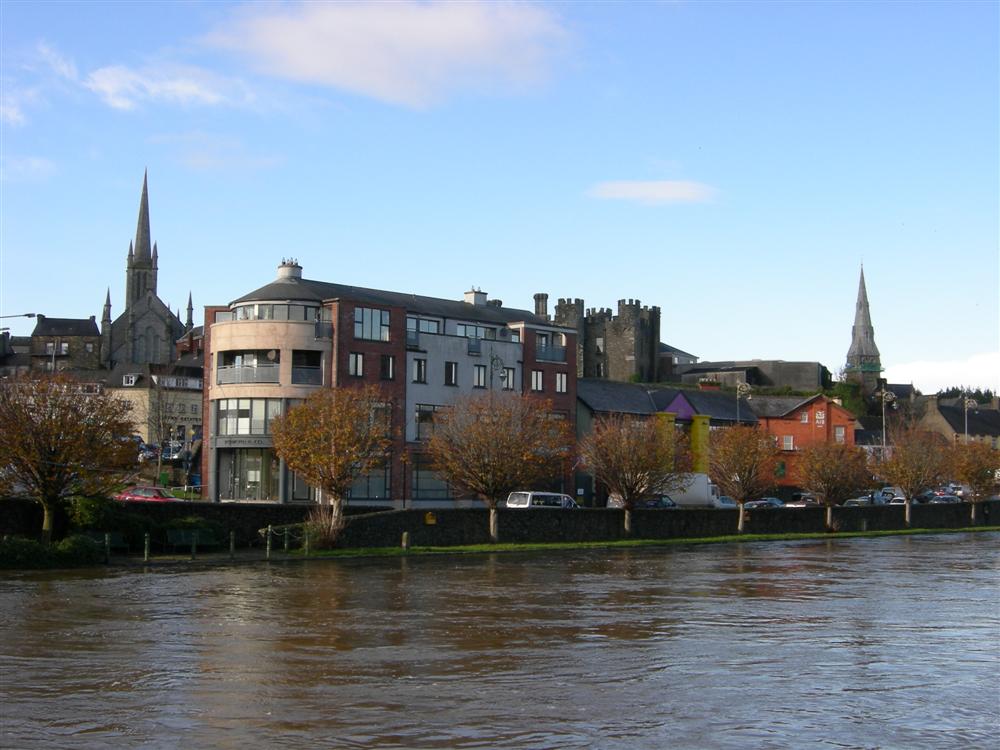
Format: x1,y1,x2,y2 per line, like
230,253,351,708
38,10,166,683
114,486,180,502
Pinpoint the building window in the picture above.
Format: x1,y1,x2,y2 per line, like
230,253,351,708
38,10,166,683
348,460,391,500
349,353,364,377
445,361,458,386
816,410,826,426
412,454,453,500
412,358,427,383
416,404,440,439
456,323,496,340
380,354,395,381
216,398,283,436
555,372,567,393
503,367,516,391
596,362,604,377
44,342,54,354
354,307,390,341
473,365,486,388
834,426,845,443
782,435,795,451
536,332,550,349
85,343,94,353
800,412,809,424
406,317,440,334
596,337,604,355
531,370,543,392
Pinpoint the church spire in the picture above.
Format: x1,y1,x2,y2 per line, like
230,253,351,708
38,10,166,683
186,292,194,331
102,288,112,324
134,170,152,263
845,265,882,395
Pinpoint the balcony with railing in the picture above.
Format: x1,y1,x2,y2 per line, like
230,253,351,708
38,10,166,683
291,366,323,386
314,321,334,339
536,345,567,362
216,364,280,385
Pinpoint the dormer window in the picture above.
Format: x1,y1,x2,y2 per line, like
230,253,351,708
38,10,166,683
123,374,139,387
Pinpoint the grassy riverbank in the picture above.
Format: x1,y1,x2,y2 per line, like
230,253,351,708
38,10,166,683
293,525,1000,560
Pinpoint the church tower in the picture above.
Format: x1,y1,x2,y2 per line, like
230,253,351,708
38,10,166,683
125,170,157,305
845,266,882,396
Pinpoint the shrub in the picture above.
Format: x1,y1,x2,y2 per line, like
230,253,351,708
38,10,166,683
0,536,52,568
165,515,225,541
54,534,105,566
0,534,104,569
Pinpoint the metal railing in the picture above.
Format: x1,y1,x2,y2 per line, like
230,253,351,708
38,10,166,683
216,364,280,385
314,321,333,339
291,366,322,385
536,345,567,362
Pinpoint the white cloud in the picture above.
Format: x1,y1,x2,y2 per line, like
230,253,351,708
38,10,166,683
588,180,717,205
0,96,27,126
35,42,78,81
884,351,1000,395
205,0,567,108
84,65,253,111
1,156,57,182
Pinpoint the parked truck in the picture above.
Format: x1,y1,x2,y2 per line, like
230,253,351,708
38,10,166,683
670,473,725,508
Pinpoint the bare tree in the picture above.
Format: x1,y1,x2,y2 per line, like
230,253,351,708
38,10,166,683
708,426,780,533
950,441,999,524
0,373,138,543
579,414,691,534
270,385,394,545
878,420,950,527
799,442,871,530
426,392,572,542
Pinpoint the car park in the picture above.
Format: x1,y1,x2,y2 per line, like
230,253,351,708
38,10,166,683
506,491,578,509
114,486,181,502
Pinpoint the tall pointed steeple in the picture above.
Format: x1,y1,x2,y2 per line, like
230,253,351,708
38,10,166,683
186,292,194,331
134,170,152,263
845,265,882,394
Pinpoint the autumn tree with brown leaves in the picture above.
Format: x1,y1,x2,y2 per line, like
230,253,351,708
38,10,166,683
877,420,951,526
950,441,999,523
0,373,138,543
799,442,872,530
426,392,572,542
270,385,394,545
579,414,691,534
708,425,780,533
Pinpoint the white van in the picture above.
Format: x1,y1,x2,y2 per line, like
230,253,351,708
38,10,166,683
505,491,578,509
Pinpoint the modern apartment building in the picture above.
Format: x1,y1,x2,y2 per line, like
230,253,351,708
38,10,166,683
201,260,577,505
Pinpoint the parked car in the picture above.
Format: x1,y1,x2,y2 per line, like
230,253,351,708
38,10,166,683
615,496,678,509
161,441,185,461
506,491,578,509
844,496,873,507
745,497,784,510
928,494,962,504
784,494,820,508
137,443,158,462
716,496,738,509
115,486,181,502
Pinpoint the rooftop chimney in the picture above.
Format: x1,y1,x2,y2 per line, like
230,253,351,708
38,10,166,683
464,288,487,306
534,292,549,319
277,258,302,280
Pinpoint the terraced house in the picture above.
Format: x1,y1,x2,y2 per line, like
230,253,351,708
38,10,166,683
201,260,577,505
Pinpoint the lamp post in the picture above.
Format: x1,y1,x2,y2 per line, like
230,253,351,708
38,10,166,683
963,397,977,444
0,313,36,319
735,382,751,423
879,389,896,460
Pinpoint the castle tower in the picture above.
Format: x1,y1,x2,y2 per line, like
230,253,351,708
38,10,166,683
845,266,882,396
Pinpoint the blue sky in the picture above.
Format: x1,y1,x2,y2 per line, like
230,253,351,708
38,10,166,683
2,0,997,393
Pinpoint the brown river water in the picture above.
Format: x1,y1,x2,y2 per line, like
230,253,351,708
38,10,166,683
1,533,998,749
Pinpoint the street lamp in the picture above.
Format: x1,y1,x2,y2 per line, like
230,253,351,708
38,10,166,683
735,382,751,423
879,389,896,460
963,397,977,444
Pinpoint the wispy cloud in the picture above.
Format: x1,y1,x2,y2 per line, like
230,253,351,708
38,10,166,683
35,42,78,81
884,351,1000,394
84,65,253,111
588,180,717,205
1,155,57,182
149,131,283,172
205,0,568,108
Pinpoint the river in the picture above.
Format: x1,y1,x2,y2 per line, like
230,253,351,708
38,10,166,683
1,533,998,749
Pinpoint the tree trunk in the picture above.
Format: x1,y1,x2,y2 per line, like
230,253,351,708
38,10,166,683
970,501,977,525
40,501,54,545
737,504,746,534
904,499,912,528
624,508,632,535
489,507,498,543
825,504,833,531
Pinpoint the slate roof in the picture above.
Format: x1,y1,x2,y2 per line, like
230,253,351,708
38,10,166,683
669,389,758,424
577,379,657,415
937,404,1000,438
886,383,916,399
746,395,818,418
233,275,562,329
658,342,697,359
31,317,99,337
